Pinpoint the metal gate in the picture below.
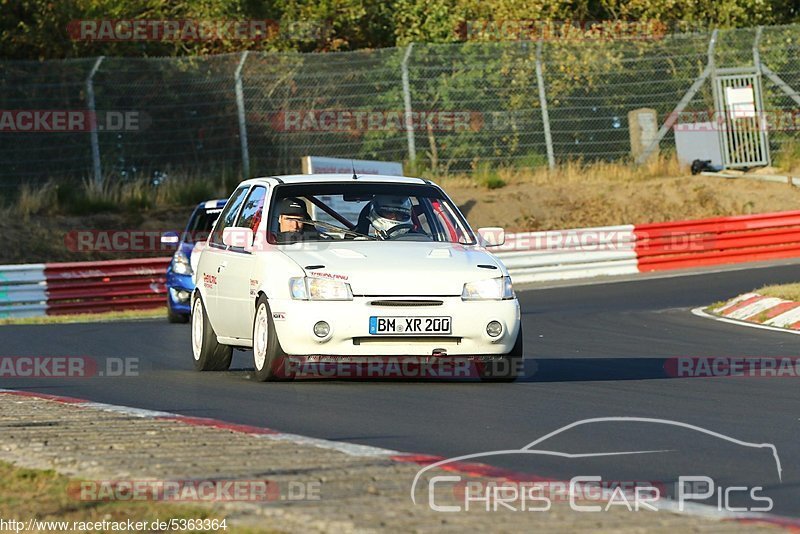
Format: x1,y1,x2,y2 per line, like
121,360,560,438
713,67,770,168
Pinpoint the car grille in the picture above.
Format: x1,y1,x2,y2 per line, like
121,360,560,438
353,336,461,345
368,300,444,307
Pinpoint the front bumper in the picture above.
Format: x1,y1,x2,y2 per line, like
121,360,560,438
166,270,194,315
269,297,521,356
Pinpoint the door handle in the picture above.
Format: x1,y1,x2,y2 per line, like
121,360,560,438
217,261,228,273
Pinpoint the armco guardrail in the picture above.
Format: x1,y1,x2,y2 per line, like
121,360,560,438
496,210,800,284
495,225,639,283
0,258,169,318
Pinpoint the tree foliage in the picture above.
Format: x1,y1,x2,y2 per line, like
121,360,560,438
0,0,798,59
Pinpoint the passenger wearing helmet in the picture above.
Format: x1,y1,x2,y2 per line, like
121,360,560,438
365,195,414,239
274,197,320,244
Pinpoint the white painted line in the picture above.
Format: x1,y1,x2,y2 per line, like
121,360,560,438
79,402,176,418
692,306,800,336
259,432,400,458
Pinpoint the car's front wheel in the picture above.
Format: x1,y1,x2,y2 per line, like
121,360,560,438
478,326,523,382
252,296,292,381
191,295,232,371
167,300,189,324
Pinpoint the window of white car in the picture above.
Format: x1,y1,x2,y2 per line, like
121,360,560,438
209,185,249,248
266,183,475,245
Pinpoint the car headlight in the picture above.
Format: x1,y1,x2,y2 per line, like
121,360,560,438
462,276,514,300
289,277,353,301
172,249,192,276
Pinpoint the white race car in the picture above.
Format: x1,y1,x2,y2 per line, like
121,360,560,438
191,174,522,381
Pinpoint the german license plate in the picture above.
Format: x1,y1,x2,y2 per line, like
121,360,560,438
369,316,451,335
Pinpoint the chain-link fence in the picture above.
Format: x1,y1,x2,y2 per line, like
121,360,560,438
2,24,800,192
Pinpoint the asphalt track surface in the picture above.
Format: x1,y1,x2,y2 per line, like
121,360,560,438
2,263,800,518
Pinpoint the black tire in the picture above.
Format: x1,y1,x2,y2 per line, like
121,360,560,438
190,295,232,371
167,301,189,323
252,295,292,382
478,326,523,382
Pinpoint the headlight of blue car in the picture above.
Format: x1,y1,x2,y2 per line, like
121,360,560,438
172,249,193,276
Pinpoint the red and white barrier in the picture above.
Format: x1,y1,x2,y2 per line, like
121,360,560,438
495,210,800,284
0,258,169,318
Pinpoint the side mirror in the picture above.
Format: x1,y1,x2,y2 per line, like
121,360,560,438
160,231,180,248
477,227,505,247
222,227,254,251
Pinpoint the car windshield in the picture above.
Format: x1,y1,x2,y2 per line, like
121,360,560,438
184,207,222,244
267,182,475,245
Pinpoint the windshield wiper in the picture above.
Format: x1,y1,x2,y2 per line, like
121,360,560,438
301,219,376,240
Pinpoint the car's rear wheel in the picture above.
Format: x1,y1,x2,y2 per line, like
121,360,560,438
478,326,523,382
252,296,292,382
191,295,232,371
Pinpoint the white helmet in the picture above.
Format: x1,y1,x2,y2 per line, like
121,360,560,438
368,195,412,238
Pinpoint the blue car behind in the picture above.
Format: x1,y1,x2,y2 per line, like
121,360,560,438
164,199,227,323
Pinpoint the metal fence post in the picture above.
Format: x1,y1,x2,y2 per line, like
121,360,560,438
86,56,105,187
401,43,416,166
753,26,763,73
752,26,772,166
535,41,555,170
234,51,251,178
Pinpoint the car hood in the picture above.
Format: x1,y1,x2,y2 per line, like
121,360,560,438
279,241,505,296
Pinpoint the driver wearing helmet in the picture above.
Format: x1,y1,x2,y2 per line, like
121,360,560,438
365,195,414,239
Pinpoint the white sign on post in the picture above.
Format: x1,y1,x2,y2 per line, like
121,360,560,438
725,86,756,119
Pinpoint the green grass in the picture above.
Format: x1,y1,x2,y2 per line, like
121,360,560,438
0,307,166,326
472,163,507,190
754,283,800,302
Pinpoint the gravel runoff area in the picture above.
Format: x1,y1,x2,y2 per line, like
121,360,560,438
0,393,784,533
